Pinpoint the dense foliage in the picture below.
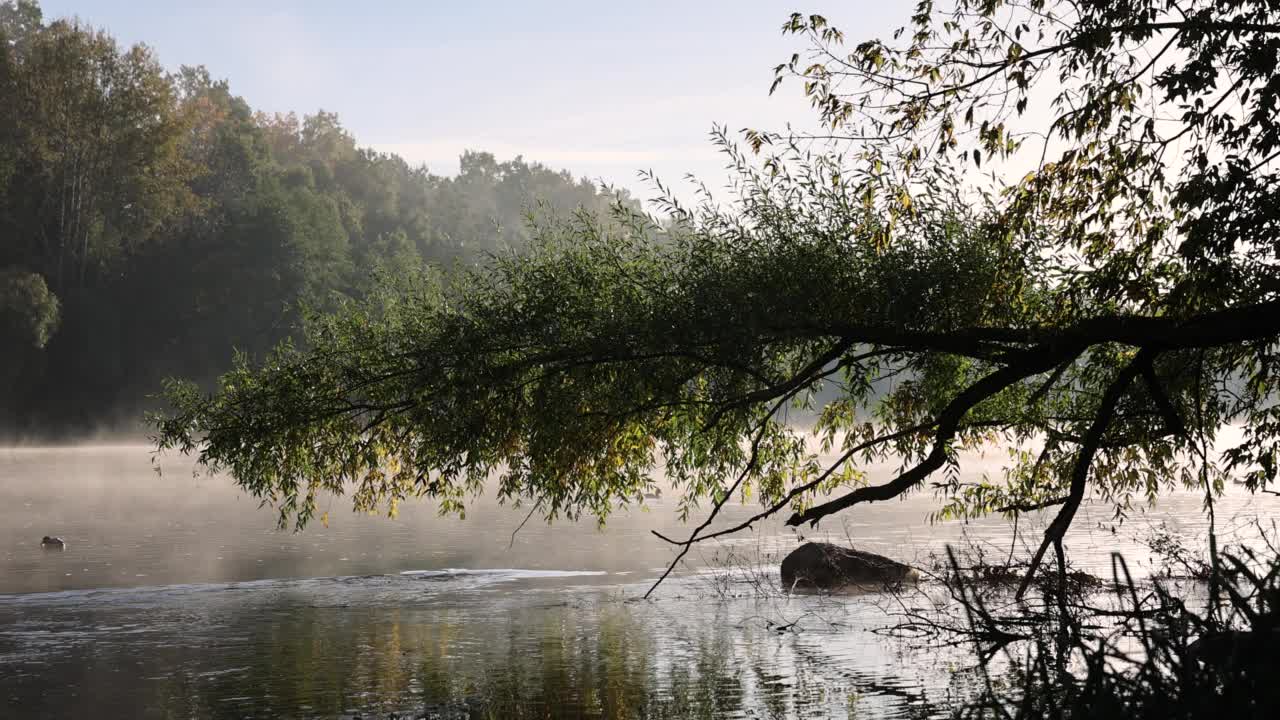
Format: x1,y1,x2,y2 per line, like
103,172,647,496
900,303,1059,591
156,0,1280,596
0,0,628,435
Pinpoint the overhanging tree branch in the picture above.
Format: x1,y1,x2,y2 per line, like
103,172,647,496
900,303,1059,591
785,347,1080,527
1016,349,1153,599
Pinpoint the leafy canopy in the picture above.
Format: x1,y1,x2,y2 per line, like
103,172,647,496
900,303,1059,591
0,267,58,349
157,1,1280,592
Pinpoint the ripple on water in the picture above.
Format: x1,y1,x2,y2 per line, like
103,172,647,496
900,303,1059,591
0,569,971,718
3,446,1279,718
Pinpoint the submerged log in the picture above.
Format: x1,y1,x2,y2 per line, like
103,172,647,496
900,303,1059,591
781,542,918,590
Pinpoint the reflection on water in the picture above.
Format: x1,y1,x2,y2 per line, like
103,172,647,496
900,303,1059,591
1,572,954,719
2,445,1278,718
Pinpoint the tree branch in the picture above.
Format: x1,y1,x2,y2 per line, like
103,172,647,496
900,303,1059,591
785,347,1078,527
1016,349,1153,599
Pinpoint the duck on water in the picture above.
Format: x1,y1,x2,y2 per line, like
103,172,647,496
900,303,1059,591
40,536,66,549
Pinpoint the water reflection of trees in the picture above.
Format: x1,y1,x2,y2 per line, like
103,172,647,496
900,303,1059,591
3,589,958,718
117,599,900,719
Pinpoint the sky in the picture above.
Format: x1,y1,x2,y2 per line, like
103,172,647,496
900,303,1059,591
36,1,906,203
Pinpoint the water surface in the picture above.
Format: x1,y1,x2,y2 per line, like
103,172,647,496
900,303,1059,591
2,445,1275,718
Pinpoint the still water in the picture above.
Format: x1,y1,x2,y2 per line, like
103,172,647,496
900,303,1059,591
1,445,1276,718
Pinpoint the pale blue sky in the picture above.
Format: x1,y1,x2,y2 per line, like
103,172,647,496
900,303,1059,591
38,2,904,200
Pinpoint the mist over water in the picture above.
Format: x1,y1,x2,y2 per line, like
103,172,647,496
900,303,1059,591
6,443,1268,595
2,445,1277,718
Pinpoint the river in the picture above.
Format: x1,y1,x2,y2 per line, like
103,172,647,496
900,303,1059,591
1,445,1276,718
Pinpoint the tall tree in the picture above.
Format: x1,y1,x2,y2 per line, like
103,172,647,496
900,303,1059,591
157,0,1280,595
0,15,195,293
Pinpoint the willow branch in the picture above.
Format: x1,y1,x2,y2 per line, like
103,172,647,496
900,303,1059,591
785,347,1078,527
1016,349,1153,599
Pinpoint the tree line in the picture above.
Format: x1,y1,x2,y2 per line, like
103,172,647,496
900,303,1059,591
0,0,631,436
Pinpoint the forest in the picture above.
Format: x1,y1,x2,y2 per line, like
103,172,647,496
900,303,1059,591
0,0,630,437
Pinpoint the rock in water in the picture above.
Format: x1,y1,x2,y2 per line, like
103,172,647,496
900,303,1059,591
780,542,918,590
